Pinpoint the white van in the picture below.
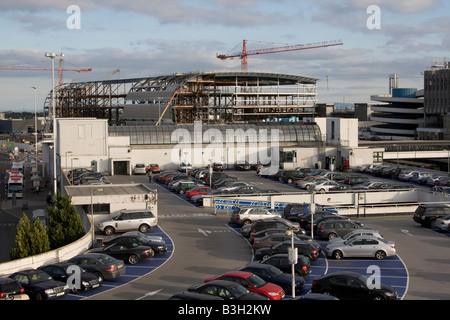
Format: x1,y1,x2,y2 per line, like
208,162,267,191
97,209,157,235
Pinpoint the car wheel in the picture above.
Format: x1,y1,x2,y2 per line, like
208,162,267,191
139,224,150,233
332,250,343,260
328,232,337,240
128,254,140,265
375,250,386,260
320,188,326,194
104,226,115,236
261,254,271,261
34,291,44,300
242,219,252,225
287,178,293,184
179,189,185,194
94,271,104,282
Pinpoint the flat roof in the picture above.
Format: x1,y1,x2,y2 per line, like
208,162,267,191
66,184,155,198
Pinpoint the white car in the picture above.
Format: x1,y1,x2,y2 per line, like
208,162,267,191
179,162,192,172
435,214,450,232
133,164,146,175
325,235,396,260
309,180,340,193
97,209,157,235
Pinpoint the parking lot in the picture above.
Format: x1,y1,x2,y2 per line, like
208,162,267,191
73,166,450,300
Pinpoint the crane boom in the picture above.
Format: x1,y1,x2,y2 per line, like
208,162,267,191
217,39,343,71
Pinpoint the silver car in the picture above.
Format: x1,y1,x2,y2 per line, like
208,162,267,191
229,206,280,226
328,229,383,245
435,214,450,231
325,235,396,260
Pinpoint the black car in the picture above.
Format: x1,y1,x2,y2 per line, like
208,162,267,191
281,170,305,184
243,217,304,239
0,277,26,300
38,262,102,293
238,262,305,296
254,240,319,262
294,210,338,229
8,269,69,300
169,291,224,300
311,271,398,300
283,203,337,221
67,253,126,281
187,280,267,300
212,163,224,171
102,231,168,255
413,203,450,228
260,253,312,278
88,242,154,264
234,161,251,171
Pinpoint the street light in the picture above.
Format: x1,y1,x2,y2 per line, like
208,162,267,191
71,157,79,185
45,52,58,195
90,188,103,247
286,229,297,298
31,86,38,166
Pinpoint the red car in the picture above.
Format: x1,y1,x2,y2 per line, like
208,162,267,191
147,164,160,174
204,270,285,300
186,186,213,199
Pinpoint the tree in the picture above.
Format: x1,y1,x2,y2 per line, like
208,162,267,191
10,213,50,260
47,194,84,249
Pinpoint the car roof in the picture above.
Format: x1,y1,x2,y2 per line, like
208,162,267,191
219,270,254,278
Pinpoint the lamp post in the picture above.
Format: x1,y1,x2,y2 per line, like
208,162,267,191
90,188,103,247
286,229,297,298
45,52,58,195
71,157,79,185
31,86,38,166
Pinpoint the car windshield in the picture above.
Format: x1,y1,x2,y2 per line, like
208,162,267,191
29,271,53,284
264,265,284,277
228,284,250,297
246,274,267,288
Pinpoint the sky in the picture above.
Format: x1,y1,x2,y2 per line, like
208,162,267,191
0,0,449,111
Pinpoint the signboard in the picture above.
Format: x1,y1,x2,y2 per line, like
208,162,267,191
288,247,298,264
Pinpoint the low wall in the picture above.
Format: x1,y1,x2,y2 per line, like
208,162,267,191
0,220,93,277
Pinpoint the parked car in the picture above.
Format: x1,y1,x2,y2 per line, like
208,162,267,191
234,161,251,171
97,209,157,235
254,240,319,262
430,186,450,194
186,186,213,199
232,185,261,194
238,262,305,297
67,253,126,281
252,232,300,251
230,206,280,226
175,181,197,194
282,203,336,221
88,242,154,265
325,235,396,260
168,291,224,300
72,172,105,185
8,269,69,300
295,177,329,189
78,176,110,185
217,181,252,192
146,164,160,174
311,271,398,300
38,262,102,293
68,168,93,179
317,220,366,240
293,210,337,228
260,253,311,277
187,280,268,300
241,217,302,239
212,163,224,171
203,171,232,185
413,203,450,228
328,229,383,245
102,231,168,255
343,175,370,185
309,180,341,193
204,270,285,300
0,277,28,300
305,214,349,233
133,163,146,175
178,162,192,172
281,170,305,184
435,214,450,232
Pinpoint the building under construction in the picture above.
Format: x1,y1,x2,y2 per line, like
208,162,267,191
44,71,318,127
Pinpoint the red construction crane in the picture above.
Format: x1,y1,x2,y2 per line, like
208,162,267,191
217,39,343,71
0,58,92,86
